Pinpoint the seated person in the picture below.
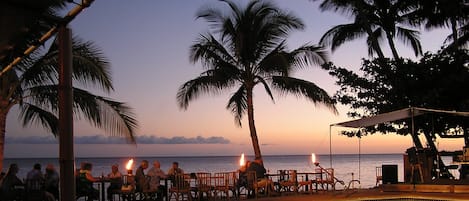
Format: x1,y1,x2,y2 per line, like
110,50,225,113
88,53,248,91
76,162,99,201
107,164,123,201
237,160,251,188
135,160,149,192
1,164,23,200
167,162,184,180
25,163,55,201
44,164,59,200
147,160,168,201
247,159,275,194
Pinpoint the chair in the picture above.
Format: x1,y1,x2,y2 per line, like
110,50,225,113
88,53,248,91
195,172,212,201
297,173,313,194
376,166,383,186
169,173,192,201
25,179,47,201
278,170,297,195
213,172,237,200
245,171,271,199
408,147,424,183
315,168,335,191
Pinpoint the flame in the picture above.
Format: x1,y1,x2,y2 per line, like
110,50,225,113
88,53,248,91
239,153,245,166
126,159,134,170
312,153,316,164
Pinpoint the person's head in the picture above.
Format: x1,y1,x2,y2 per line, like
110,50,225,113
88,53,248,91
83,162,93,171
111,164,119,173
254,159,263,165
46,164,55,174
141,160,149,169
172,162,179,169
8,163,19,175
33,163,41,170
153,161,161,169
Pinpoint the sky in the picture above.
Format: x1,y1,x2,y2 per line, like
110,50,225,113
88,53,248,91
4,0,465,158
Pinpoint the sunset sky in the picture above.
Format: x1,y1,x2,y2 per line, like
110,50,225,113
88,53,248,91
4,0,464,158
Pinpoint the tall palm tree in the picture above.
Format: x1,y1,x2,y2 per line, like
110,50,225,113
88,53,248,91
318,0,386,59
177,0,337,162
317,0,422,60
0,36,138,171
412,0,469,50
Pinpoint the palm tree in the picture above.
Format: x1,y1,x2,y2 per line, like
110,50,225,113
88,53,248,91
0,0,65,65
318,0,386,59
317,0,423,60
177,0,337,162
412,0,469,50
0,36,138,171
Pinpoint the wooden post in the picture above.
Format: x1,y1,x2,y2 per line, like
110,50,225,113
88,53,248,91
58,26,75,201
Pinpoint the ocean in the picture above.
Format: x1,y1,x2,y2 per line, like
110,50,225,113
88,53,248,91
2,154,455,189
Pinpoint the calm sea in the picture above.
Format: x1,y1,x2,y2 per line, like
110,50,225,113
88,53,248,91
3,154,455,189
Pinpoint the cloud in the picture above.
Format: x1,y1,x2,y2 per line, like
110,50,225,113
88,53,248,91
5,135,230,144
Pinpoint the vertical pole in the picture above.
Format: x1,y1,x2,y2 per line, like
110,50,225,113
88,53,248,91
329,125,333,168
58,26,74,201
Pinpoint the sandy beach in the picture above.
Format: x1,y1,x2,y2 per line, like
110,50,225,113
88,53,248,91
254,188,469,201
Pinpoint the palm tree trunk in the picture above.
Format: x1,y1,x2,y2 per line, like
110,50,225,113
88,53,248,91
246,86,263,162
0,111,6,172
386,33,400,59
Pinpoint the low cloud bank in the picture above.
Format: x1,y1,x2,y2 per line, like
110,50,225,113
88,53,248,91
6,135,230,144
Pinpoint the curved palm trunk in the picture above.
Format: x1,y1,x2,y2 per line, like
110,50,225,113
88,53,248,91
386,33,400,59
246,86,263,162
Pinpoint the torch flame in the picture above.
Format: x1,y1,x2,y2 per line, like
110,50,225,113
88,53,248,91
311,153,316,164
126,159,134,170
239,153,245,166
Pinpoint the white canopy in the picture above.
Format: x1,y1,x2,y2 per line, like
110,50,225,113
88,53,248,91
331,107,469,128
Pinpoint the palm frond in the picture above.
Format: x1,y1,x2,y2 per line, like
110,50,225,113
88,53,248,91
289,44,328,68
396,27,422,56
73,88,138,143
226,85,247,127
18,103,59,136
366,29,383,57
190,33,236,69
177,69,238,110
255,76,274,103
25,85,138,142
271,76,337,114
47,36,113,92
319,23,366,52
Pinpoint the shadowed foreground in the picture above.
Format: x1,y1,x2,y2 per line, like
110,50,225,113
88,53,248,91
256,188,469,201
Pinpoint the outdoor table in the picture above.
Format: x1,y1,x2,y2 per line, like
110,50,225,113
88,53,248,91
93,177,109,201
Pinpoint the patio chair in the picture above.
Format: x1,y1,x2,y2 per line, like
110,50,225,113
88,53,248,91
195,172,212,201
213,172,237,200
297,173,313,194
315,168,335,191
169,173,192,201
376,166,382,186
278,170,298,195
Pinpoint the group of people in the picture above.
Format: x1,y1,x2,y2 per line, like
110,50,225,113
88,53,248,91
0,163,59,201
238,158,275,196
133,160,184,201
75,160,184,201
